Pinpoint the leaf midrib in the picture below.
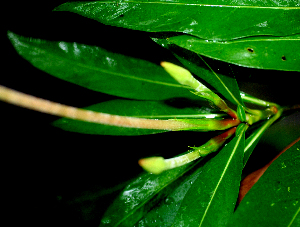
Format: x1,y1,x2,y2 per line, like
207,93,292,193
198,134,243,227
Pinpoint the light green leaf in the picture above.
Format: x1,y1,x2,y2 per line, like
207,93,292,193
100,161,197,226
168,34,300,71
54,0,300,41
7,31,196,100
228,140,300,227
171,124,246,226
52,99,224,135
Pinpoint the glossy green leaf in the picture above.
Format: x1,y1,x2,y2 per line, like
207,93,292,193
171,124,246,226
100,161,197,226
173,49,245,107
7,31,196,100
228,140,300,227
52,99,224,135
54,0,300,41
169,34,300,71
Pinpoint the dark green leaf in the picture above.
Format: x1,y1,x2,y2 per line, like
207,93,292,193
169,34,300,71
52,99,224,135
228,140,300,227
100,162,197,226
54,0,300,41
171,124,246,226
7,31,196,100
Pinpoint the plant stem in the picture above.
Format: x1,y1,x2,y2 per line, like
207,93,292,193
0,85,204,131
240,91,279,108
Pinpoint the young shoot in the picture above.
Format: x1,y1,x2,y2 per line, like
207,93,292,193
161,62,237,118
139,127,237,174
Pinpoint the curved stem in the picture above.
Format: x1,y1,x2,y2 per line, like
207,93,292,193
240,91,279,108
0,85,198,131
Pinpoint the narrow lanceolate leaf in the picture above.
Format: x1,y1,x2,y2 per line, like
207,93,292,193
100,162,197,226
172,124,246,226
169,34,300,71
54,0,300,41
52,99,225,136
7,31,196,100
228,140,300,227
173,49,245,107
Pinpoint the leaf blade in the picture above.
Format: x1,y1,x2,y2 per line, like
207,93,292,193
169,34,300,71
100,162,197,226
54,1,300,41
7,31,196,100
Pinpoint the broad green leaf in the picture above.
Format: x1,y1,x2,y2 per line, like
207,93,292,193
100,161,197,226
7,31,196,100
173,48,245,107
52,99,225,135
169,34,300,71
54,0,300,41
228,140,300,227
171,124,246,226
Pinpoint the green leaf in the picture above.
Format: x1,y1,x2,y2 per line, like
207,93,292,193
228,140,300,227
52,99,224,135
7,31,196,100
172,49,245,107
171,124,246,226
54,0,300,41
168,34,300,71
100,162,197,226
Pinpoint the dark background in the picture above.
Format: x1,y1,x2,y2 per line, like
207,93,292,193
3,1,299,227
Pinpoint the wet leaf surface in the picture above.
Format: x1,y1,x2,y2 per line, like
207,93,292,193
99,162,197,226
7,31,196,100
55,0,300,41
